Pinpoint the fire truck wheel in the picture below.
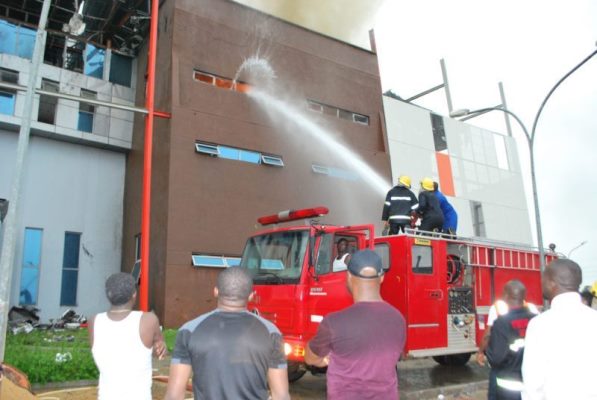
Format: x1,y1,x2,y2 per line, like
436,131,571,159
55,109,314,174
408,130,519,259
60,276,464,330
432,353,471,366
287,361,307,382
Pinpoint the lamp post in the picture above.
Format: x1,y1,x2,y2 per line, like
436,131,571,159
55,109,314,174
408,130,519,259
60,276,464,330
568,240,588,259
450,45,597,273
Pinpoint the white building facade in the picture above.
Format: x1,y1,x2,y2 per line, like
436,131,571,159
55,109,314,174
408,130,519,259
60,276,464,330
0,19,137,320
383,95,532,244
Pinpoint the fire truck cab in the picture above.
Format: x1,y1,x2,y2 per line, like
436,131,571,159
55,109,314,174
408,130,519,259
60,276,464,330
239,207,554,382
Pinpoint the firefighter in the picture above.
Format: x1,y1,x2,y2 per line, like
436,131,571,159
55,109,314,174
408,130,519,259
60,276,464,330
382,175,418,234
416,178,444,233
486,280,536,400
433,181,458,235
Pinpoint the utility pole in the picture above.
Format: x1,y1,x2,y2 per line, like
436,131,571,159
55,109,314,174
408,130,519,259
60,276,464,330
0,0,52,363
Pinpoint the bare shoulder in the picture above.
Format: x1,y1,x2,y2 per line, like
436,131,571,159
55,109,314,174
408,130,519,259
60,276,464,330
140,311,160,330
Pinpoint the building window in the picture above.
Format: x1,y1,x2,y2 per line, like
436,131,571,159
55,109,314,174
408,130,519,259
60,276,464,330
109,52,133,87
84,44,105,79
193,69,250,93
192,254,241,268
19,228,43,305
306,99,369,126
78,89,96,133
471,201,486,237
60,232,81,306
44,33,65,68
195,141,283,167
431,113,448,152
0,20,35,60
134,233,141,262
38,79,59,124
494,134,510,170
0,68,18,115
311,164,358,181
64,38,84,73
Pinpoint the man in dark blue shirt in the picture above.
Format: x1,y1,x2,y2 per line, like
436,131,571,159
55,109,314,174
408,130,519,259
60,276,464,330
165,267,290,400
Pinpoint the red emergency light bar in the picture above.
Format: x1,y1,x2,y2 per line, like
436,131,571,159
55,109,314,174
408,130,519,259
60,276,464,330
257,206,329,225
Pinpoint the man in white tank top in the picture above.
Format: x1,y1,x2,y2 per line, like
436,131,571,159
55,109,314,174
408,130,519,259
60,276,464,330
88,273,166,400
332,238,351,272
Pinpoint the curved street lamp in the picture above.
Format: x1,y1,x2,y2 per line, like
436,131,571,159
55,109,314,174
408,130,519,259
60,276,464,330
568,240,588,259
450,45,597,273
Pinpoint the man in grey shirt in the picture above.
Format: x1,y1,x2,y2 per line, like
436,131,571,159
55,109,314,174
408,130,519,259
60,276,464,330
165,267,290,400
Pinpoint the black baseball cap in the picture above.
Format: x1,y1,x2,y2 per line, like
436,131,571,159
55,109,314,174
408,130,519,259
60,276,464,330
347,249,384,279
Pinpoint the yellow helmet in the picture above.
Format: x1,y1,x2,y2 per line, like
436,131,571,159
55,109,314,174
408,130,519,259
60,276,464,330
398,175,411,188
591,281,597,296
421,177,435,191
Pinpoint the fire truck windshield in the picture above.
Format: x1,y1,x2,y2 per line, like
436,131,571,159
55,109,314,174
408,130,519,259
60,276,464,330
240,230,309,284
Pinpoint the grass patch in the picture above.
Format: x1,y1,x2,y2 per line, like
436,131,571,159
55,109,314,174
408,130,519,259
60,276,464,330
5,329,98,384
5,328,180,384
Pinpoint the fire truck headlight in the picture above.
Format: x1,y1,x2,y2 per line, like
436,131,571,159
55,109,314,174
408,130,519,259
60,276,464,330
284,342,292,356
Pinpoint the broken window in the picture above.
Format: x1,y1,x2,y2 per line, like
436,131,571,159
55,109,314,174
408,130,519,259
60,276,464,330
19,227,43,305
84,44,105,79
44,33,65,67
78,89,96,133
306,99,369,126
38,79,59,124
64,38,84,73
0,68,18,115
109,52,133,87
0,20,35,60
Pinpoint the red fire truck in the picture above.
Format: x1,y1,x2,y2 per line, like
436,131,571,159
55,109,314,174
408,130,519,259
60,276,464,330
239,207,556,381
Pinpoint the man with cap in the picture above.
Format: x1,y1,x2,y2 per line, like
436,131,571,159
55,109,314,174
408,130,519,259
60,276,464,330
305,250,406,400
382,175,419,234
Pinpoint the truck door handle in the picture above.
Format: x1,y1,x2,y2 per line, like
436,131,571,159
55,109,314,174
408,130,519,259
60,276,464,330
427,290,443,300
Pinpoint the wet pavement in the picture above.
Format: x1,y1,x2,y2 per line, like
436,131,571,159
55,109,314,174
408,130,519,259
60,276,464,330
289,358,490,400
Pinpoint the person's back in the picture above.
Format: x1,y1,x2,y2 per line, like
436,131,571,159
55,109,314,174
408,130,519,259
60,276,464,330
172,309,285,400
417,190,444,232
306,250,406,400
165,267,289,400
522,259,597,400
522,292,597,399
311,301,405,399
433,187,458,234
92,311,152,399
486,306,535,400
382,175,418,234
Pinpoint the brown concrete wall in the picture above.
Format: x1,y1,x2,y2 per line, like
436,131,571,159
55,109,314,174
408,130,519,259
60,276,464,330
159,0,391,327
122,0,175,321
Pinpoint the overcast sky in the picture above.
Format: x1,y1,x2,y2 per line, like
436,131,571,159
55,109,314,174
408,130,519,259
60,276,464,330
372,0,597,286
235,0,597,286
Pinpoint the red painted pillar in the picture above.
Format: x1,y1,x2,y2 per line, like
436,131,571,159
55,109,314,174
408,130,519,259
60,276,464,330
139,0,160,311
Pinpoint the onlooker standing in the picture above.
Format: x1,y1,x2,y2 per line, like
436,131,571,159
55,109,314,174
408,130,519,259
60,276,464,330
486,280,536,400
522,259,597,399
417,178,444,233
165,267,290,400
305,250,406,400
89,273,166,400
382,175,419,234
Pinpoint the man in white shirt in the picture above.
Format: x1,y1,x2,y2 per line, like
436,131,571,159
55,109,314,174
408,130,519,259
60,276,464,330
522,259,597,400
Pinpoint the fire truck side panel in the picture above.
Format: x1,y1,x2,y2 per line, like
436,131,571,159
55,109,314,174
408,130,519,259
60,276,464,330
404,237,449,352
377,237,408,325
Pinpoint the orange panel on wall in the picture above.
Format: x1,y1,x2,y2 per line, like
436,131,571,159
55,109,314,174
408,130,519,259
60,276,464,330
435,152,455,196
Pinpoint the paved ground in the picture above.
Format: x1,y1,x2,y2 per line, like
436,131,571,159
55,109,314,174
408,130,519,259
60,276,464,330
29,357,490,400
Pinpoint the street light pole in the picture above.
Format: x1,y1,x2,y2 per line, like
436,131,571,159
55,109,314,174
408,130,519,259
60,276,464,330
0,0,52,364
568,240,588,259
450,45,597,273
